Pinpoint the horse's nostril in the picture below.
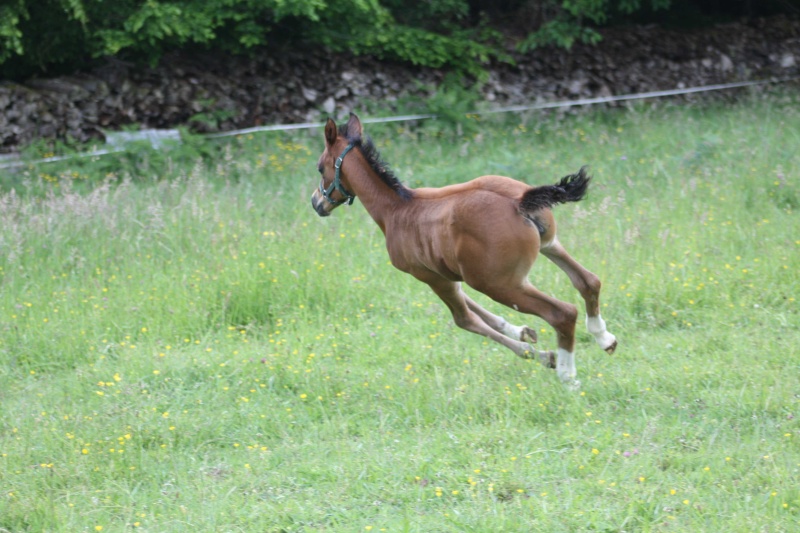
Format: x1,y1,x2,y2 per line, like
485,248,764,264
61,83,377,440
311,196,329,217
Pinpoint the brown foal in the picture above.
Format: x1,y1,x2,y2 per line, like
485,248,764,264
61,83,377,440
311,114,617,388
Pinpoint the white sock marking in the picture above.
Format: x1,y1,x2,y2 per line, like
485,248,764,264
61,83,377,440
556,348,580,390
586,315,616,350
501,321,524,340
556,348,576,382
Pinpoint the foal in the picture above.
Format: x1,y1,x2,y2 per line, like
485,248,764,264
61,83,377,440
311,114,617,388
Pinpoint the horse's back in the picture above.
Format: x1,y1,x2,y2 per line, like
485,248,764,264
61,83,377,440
413,175,529,201
410,176,542,244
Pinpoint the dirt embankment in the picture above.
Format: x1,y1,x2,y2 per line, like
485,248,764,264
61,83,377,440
1,17,798,154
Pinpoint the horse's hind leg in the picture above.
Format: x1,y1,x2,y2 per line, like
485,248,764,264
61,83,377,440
541,238,617,353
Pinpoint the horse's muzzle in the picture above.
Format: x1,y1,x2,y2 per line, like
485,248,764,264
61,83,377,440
311,194,330,217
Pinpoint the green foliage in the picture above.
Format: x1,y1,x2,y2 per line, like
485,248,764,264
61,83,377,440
382,0,470,29
345,24,505,76
3,0,486,77
6,0,798,79
409,73,485,135
518,17,602,51
0,0,685,80
0,1,27,63
1,0,334,76
518,0,672,52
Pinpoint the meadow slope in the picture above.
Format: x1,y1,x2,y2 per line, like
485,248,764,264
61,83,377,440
1,93,799,532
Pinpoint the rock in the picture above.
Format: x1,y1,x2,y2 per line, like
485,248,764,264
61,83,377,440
301,86,318,102
719,54,734,72
38,123,57,137
598,83,613,98
567,77,586,96
780,53,796,68
322,96,336,115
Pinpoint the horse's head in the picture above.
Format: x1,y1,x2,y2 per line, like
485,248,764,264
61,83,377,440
311,114,363,217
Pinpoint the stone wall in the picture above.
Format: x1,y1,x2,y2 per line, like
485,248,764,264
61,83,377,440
1,16,798,153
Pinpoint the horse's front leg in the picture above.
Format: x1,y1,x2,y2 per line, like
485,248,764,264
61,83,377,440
463,294,544,348
417,273,555,368
474,280,582,390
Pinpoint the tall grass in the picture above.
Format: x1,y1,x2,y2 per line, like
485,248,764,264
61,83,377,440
1,92,799,532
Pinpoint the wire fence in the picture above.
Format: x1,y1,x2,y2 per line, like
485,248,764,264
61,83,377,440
1,77,797,170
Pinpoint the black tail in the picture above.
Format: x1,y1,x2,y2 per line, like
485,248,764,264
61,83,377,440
519,166,591,213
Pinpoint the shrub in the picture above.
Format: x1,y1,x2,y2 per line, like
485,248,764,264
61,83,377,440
3,1,800,80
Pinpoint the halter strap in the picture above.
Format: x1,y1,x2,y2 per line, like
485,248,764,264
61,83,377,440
319,143,356,206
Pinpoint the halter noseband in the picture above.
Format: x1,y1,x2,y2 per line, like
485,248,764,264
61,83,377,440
319,143,356,206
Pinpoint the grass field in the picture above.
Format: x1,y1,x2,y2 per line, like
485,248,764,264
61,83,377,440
1,91,799,532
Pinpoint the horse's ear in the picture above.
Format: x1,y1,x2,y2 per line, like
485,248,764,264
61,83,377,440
345,113,362,143
324,118,337,147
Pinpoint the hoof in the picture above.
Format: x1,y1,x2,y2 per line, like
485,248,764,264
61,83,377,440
564,379,582,392
604,339,618,355
540,350,556,369
520,326,537,344
519,345,536,360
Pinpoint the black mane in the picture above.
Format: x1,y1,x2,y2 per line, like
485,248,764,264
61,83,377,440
340,125,413,201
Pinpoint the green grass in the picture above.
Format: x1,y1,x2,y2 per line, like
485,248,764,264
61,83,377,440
1,92,799,532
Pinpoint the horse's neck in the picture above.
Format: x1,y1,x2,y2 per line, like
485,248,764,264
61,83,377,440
349,167,405,234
